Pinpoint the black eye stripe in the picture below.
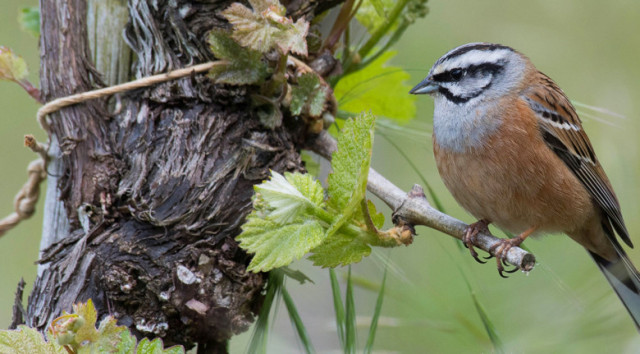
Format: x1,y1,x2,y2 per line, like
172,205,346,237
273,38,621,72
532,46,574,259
432,62,504,83
438,81,493,104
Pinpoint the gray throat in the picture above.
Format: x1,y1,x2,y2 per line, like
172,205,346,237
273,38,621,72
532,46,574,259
432,99,502,153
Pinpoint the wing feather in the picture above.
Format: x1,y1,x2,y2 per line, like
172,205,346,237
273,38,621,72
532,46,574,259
522,72,632,247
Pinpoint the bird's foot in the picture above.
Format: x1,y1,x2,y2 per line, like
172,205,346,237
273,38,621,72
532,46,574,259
489,236,526,278
463,219,491,264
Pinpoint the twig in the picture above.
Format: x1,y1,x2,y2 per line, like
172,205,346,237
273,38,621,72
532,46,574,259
24,134,48,161
306,130,536,272
0,135,50,238
36,61,226,132
0,158,47,238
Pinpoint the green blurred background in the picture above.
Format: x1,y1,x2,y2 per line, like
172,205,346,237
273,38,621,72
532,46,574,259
2,0,640,352
0,0,45,333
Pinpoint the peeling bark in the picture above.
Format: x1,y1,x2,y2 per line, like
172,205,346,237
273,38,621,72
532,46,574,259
27,0,342,350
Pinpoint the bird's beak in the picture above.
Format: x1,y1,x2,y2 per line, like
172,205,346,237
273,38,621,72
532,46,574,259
409,76,439,95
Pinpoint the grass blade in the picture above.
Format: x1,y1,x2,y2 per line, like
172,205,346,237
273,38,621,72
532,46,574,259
329,268,346,347
436,237,505,350
281,285,316,354
345,266,357,354
364,266,388,353
246,270,283,354
464,276,504,353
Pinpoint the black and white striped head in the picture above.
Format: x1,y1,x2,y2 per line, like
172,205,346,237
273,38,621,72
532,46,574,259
410,43,527,105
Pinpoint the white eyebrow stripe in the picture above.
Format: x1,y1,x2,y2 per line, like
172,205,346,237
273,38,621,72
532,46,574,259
433,49,512,75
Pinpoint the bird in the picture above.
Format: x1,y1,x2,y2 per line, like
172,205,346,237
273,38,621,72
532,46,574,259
409,42,640,329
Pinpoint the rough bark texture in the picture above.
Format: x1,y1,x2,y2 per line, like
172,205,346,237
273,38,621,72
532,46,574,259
26,0,342,350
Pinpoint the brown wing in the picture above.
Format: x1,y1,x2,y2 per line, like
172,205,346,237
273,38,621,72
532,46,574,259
522,71,632,247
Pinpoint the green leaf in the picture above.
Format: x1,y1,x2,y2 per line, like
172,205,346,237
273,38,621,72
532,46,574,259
238,171,333,272
73,299,100,345
355,0,397,33
279,18,310,56
222,2,280,53
94,316,126,353
207,30,269,85
290,73,328,117
116,330,137,353
334,51,415,122
309,231,371,268
326,112,375,232
135,338,184,354
355,199,384,229
308,113,377,268
221,0,309,55
19,7,40,37
249,0,286,14
254,171,325,224
239,217,325,272
0,300,183,354
0,46,29,83
0,326,67,354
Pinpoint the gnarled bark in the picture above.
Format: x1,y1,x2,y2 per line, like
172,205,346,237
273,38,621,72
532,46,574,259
26,0,341,350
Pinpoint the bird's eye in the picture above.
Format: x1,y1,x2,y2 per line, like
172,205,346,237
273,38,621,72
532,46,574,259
450,68,464,81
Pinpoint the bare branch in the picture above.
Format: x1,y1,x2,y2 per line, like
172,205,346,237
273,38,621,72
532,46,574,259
306,130,536,272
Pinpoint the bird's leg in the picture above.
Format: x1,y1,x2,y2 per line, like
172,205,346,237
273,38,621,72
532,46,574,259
490,226,537,278
463,219,491,264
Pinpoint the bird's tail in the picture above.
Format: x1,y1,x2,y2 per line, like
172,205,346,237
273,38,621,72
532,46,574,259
589,244,640,330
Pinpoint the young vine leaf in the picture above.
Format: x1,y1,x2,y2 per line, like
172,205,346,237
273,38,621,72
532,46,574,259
221,0,309,55
0,299,184,353
290,72,329,117
309,114,379,267
238,113,384,271
237,171,327,272
0,46,29,84
0,326,66,354
207,30,270,85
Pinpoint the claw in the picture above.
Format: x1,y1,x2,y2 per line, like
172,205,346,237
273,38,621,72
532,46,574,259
504,265,519,274
471,251,487,264
489,230,533,277
462,220,531,278
463,219,491,264
497,259,509,278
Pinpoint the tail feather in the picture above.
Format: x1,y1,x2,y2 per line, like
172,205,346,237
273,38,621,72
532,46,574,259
589,247,640,330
